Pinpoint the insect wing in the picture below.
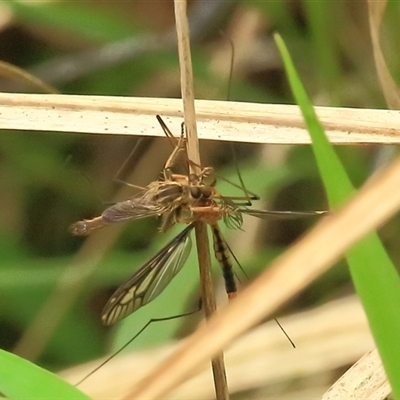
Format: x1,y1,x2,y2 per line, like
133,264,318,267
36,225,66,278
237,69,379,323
70,189,169,236
101,198,166,224
241,209,328,220
102,224,194,325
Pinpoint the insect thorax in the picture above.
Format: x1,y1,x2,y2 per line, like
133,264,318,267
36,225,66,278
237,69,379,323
152,182,185,206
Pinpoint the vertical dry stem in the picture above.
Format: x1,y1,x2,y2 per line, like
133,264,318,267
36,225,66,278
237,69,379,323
124,2,230,399
174,2,229,400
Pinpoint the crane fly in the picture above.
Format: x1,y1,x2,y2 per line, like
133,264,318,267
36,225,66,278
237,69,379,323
70,116,327,326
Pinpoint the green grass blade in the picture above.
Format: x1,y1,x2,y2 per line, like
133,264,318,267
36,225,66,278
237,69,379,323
7,0,138,42
0,349,90,400
275,33,400,398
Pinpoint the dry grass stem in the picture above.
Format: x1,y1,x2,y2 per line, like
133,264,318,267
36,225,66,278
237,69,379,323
368,0,400,109
110,155,400,399
0,93,399,144
5,2,399,399
122,2,228,400
322,348,390,400
174,0,200,170
61,295,375,399
174,2,228,399
0,60,59,94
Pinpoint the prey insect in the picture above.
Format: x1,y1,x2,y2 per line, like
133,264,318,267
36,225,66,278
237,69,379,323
70,116,326,326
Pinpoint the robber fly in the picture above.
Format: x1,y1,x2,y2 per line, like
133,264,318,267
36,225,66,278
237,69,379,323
71,116,326,325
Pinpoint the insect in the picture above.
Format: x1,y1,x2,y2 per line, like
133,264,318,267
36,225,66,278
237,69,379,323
70,116,327,325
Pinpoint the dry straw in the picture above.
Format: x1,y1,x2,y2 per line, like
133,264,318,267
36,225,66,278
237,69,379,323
0,92,400,144
3,0,400,398
4,51,399,400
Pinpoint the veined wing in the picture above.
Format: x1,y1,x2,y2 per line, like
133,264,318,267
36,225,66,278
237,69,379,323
70,188,169,236
101,180,191,224
240,209,328,219
101,224,195,325
101,198,167,223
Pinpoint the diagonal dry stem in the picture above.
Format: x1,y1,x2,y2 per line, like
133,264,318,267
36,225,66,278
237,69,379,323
115,141,400,400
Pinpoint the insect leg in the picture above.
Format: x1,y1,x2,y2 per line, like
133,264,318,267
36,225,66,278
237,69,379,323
156,115,187,175
75,304,201,386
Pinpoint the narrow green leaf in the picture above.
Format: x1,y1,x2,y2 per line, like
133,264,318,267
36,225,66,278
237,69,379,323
0,349,90,400
275,33,400,398
7,0,138,42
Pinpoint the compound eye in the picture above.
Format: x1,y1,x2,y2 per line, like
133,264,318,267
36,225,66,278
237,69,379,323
201,188,212,198
190,186,201,199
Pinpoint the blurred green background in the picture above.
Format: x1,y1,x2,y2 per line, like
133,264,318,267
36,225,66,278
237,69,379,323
0,0,398,396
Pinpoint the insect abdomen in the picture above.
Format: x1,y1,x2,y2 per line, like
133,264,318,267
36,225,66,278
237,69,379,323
211,224,237,296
